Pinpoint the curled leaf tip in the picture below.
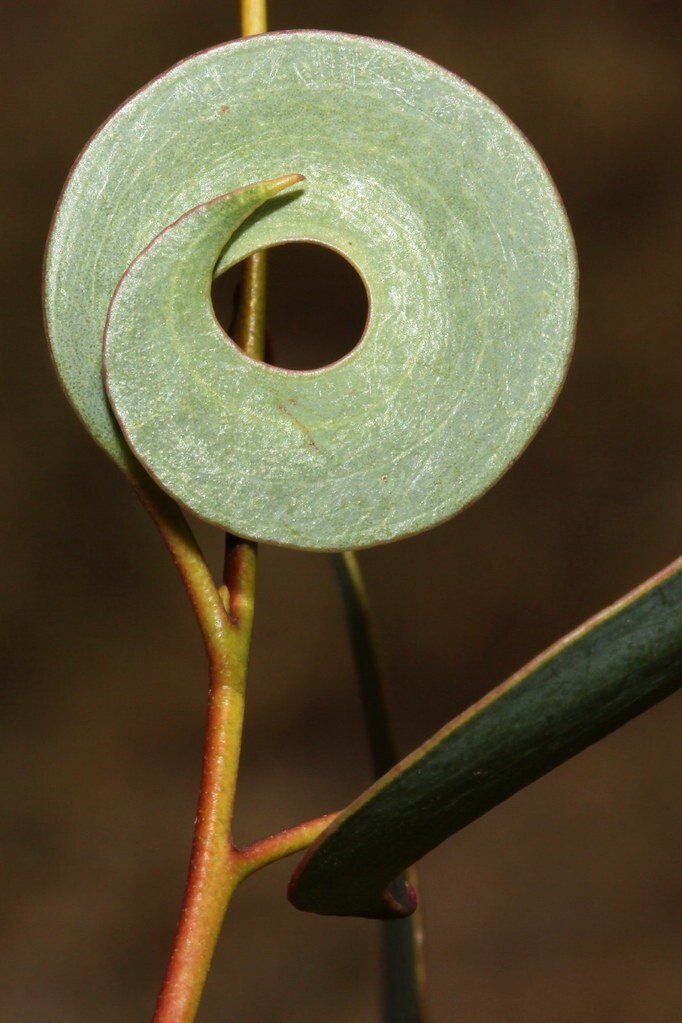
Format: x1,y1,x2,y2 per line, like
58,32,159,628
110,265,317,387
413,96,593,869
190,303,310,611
288,858,417,920
272,172,306,189
230,172,305,201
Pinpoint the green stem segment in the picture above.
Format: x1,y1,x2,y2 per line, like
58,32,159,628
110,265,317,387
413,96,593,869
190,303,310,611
239,813,339,878
132,467,230,652
332,553,428,1023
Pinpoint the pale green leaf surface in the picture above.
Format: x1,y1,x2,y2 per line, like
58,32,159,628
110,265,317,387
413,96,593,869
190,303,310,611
288,558,682,917
45,31,576,550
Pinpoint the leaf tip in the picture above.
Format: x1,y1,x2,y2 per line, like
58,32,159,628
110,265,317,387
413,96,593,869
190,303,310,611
269,172,305,193
287,862,417,920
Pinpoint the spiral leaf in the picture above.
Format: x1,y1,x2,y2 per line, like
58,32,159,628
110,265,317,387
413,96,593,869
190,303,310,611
45,30,576,550
288,558,682,918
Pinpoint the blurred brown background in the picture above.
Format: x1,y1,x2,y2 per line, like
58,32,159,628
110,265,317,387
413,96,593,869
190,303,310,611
1,1,680,1020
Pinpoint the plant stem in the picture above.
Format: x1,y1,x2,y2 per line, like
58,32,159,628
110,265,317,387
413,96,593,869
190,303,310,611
238,813,339,878
126,442,257,1023
229,249,267,362
332,552,398,776
131,467,231,653
332,552,429,1023
240,0,267,37
151,605,253,1023
151,5,271,1019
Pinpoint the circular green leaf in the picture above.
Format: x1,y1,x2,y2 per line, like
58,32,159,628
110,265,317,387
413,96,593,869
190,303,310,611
45,31,577,550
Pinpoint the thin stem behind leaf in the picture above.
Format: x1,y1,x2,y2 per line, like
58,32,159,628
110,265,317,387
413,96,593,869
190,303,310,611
332,551,429,1023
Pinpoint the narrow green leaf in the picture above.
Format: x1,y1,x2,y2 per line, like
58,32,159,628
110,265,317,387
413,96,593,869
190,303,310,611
289,558,682,918
45,31,576,550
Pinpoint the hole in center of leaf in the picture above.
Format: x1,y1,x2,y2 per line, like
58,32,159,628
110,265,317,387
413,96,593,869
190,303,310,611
211,242,369,371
